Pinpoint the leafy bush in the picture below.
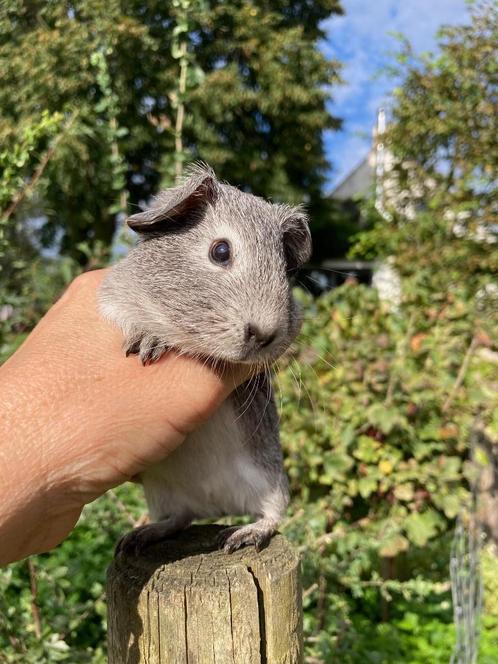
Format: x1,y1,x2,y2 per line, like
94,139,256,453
282,282,493,557
277,279,497,661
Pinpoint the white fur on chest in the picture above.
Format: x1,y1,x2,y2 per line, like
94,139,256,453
141,399,272,521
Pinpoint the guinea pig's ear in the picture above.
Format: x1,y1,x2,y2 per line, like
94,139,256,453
280,206,312,271
127,166,218,233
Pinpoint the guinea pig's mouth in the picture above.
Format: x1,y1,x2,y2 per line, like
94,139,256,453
238,346,282,364
169,316,297,367
180,349,281,375
186,340,288,368
234,334,295,366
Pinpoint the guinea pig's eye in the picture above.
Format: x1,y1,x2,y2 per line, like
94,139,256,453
209,239,231,266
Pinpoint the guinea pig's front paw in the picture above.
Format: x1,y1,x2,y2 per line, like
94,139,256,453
217,519,276,554
123,334,168,365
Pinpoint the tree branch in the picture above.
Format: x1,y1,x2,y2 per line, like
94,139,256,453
2,112,77,222
442,335,478,414
26,558,42,639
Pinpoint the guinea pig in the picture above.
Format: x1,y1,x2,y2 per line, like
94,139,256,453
99,163,311,553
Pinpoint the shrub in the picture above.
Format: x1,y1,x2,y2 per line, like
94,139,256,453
277,278,497,661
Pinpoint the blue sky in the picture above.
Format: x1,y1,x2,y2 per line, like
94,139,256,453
322,0,471,192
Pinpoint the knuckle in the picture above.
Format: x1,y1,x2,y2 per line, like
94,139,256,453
69,269,105,294
69,272,88,291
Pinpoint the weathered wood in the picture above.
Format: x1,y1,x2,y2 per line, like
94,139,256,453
474,424,498,544
106,524,303,664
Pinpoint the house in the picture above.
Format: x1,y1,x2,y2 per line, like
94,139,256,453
299,110,400,305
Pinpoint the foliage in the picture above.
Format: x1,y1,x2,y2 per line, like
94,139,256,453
322,6,498,656
0,111,63,272
481,544,498,639
277,278,497,661
374,0,498,239
0,0,343,264
350,1,498,291
0,111,62,219
288,5,498,657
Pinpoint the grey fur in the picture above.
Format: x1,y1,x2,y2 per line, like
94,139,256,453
99,164,311,553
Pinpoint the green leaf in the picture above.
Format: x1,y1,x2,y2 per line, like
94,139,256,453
353,435,380,462
394,483,415,502
358,476,378,498
405,510,442,547
379,534,410,558
437,493,461,519
366,404,409,435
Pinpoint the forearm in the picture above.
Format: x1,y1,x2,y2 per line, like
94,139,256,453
0,369,68,564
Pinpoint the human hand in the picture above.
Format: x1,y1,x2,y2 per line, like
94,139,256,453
0,270,247,565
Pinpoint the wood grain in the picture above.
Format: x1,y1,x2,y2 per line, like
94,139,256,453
106,524,303,663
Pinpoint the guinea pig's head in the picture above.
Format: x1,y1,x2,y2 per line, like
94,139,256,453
103,164,311,365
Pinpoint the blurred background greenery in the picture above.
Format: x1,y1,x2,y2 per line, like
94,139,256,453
0,1,497,662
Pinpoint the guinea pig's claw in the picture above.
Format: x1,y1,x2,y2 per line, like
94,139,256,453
115,527,148,557
217,522,274,554
123,334,168,364
124,337,141,357
116,518,189,557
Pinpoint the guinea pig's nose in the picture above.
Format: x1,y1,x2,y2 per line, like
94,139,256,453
244,323,277,349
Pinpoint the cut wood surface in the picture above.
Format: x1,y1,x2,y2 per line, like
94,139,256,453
107,524,303,664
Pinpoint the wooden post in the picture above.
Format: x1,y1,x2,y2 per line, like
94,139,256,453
106,524,303,664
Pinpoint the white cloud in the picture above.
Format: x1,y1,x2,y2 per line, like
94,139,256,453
324,0,469,54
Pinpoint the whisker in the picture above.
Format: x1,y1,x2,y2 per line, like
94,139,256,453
235,372,261,423
290,357,322,434
293,335,338,371
245,368,273,441
295,280,315,299
271,360,284,420
287,360,303,406
306,265,368,277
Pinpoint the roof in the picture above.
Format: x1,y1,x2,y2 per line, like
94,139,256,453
330,153,374,201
